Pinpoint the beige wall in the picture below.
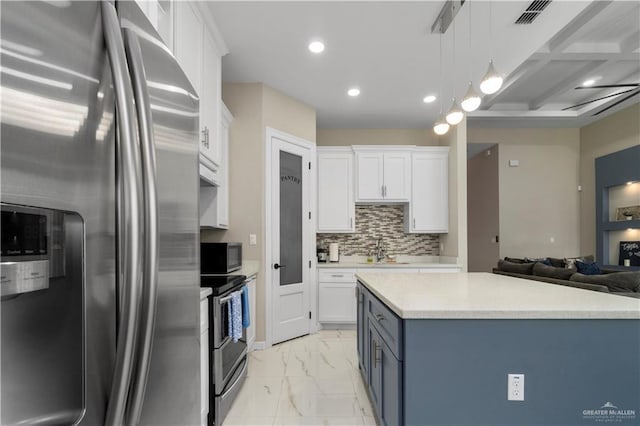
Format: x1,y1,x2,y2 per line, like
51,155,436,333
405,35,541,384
440,120,468,270
467,146,500,272
579,103,640,257
469,127,581,259
317,128,439,146
202,83,316,343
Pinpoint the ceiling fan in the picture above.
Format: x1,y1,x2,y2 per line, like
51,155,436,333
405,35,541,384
562,83,640,116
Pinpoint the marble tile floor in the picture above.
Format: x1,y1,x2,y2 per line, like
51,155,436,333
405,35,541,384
223,329,377,426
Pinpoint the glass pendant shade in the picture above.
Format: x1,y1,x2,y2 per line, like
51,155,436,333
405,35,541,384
480,60,503,95
433,117,450,135
461,82,482,112
445,99,464,125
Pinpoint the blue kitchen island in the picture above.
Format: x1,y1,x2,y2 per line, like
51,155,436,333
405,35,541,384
355,272,640,426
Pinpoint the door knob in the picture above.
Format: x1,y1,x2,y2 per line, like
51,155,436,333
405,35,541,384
273,263,286,270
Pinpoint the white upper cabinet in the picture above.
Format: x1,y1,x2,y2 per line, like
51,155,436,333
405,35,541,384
200,27,222,168
404,148,449,233
173,2,203,94
317,148,355,233
173,2,228,175
200,103,232,229
355,148,410,202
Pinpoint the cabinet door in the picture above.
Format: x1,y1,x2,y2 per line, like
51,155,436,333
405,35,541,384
317,152,355,232
200,27,221,167
410,152,448,233
318,282,356,323
369,323,402,426
173,2,202,95
356,152,384,201
383,151,411,201
246,277,257,350
217,106,232,228
356,284,368,376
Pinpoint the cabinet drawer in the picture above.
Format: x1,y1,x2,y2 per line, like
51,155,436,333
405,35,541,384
367,292,402,360
318,269,356,283
200,298,209,332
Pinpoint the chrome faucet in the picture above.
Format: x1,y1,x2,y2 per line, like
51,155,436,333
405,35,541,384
375,238,386,262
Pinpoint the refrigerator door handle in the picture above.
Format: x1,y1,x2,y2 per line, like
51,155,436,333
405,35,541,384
101,2,145,426
122,28,160,426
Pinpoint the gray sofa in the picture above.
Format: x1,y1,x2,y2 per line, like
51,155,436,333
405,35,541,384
492,258,640,298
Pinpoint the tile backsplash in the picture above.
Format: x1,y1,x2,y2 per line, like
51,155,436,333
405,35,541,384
317,205,440,256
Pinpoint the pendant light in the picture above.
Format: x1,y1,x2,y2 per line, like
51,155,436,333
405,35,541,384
461,1,482,112
446,98,464,125
480,0,503,95
445,14,464,126
433,32,449,136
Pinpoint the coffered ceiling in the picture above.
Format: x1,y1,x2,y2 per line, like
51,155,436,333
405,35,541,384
208,1,640,129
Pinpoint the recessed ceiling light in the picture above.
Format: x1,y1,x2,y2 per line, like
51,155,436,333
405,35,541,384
308,41,325,54
423,95,437,103
582,79,596,87
347,88,360,97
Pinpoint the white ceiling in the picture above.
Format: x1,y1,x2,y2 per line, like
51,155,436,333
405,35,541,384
208,1,640,129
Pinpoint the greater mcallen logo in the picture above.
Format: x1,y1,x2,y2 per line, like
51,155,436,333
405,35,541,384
583,402,636,423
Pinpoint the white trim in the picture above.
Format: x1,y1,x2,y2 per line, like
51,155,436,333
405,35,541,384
252,341,266,351
264,127,317,347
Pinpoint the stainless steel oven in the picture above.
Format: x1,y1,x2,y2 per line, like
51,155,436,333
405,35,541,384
201,274,248,426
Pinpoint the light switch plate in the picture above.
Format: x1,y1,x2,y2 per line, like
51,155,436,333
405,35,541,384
249,234,257,245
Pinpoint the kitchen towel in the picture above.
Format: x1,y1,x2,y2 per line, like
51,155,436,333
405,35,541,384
241,285,250,329
229,290,243,342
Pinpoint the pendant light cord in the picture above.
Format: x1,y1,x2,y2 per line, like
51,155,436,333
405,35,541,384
439,32,444,115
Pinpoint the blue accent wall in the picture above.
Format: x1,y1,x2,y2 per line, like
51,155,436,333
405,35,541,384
595,144,640,265
404,319,640,425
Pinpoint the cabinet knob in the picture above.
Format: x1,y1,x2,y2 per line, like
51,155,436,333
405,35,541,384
375,313,385,322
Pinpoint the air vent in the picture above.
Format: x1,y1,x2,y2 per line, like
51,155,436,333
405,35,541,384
515,0,552,24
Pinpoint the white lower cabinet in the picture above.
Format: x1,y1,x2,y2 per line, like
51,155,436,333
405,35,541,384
318,267,424,324
199,297,209,426
318,269,357,323
245,275,257,351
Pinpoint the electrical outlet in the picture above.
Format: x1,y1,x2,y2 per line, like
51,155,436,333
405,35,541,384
508,374,525,401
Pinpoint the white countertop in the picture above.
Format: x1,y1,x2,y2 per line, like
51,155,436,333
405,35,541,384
356,272,640,319
200,288,212,300
317,255,460,270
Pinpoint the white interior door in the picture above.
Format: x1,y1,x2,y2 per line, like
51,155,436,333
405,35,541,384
271,137,311,344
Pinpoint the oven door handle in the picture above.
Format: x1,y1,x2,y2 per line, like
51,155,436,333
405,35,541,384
219,356,248,399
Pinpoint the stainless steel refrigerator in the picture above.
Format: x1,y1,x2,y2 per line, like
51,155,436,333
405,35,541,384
1,1,201,424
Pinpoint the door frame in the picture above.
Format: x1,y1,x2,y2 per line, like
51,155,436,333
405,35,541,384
264,127,317,348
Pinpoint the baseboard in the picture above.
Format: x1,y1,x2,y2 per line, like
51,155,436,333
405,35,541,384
319,323,357,330
253,341,266,351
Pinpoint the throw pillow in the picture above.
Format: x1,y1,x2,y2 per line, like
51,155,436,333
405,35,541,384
575,260,602,275
564,255,595,269
532,262,575,280
548,257,566,268
498,260,535,275
504,257,526,264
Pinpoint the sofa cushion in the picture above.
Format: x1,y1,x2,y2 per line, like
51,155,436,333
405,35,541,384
533,262,576,280
575,260,602,275
547,257,566,268
498,260,534,275
504,257,526,264
570,272,640,293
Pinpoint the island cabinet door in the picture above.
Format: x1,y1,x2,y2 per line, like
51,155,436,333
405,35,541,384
356,284,368,376
369,323,403,426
